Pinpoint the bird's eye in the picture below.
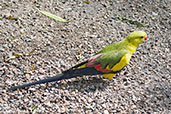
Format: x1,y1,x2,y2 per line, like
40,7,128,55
140,36,144,39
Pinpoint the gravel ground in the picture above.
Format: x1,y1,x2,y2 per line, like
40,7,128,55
0,0,170,113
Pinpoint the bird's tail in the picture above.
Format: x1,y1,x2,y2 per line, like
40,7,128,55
9,73,67,90
9,67,105,90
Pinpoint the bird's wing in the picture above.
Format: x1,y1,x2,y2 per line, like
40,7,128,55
70,50,128,74
94,50,128,72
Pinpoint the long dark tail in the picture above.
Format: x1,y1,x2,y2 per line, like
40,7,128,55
9,73,66,90
9,67,105,90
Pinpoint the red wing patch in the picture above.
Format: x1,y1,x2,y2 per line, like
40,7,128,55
94,64,112,73
86,54,102,67
86,54,113,73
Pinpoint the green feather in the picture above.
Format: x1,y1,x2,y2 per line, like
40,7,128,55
96,50,127,69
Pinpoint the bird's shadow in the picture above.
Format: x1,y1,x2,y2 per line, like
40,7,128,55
43,76,113,93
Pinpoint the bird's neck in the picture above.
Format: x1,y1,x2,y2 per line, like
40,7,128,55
122,38,137,54
127,43,137,54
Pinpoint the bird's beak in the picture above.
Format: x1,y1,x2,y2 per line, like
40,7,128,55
145,36,148,40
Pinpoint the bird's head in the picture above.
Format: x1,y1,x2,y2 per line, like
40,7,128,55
127,31,147,47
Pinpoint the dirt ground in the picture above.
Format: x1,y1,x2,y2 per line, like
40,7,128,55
0,0,170,113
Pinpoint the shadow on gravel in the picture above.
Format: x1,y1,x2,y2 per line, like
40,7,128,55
48,76,111,93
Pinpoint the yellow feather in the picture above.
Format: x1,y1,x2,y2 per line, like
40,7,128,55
102,54,132,80
110,54,131,71
102,74,115,80
77,64,86,69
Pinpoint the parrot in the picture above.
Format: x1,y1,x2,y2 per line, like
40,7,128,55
9,31,148,90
